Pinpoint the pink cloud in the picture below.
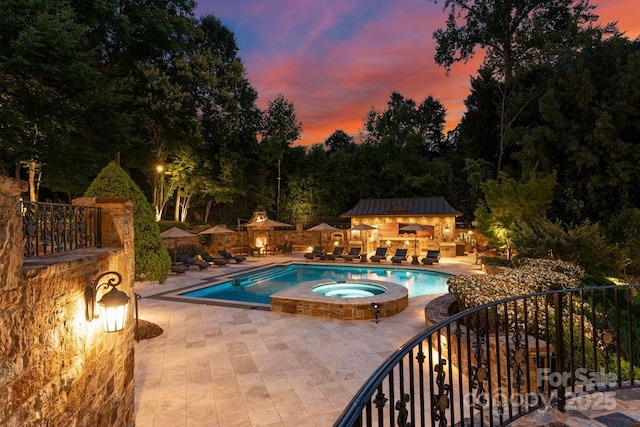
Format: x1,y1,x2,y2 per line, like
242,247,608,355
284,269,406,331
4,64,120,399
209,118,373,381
197,0,640,147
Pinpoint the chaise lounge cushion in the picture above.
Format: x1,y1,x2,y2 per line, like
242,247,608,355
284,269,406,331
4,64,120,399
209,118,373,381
217,250,246,263
324,247,344,261
422,250,440,265
342,247,361,261
179,254,210,269
370,247,388,263
304,246,324,259
171,264,189,275
390,248,408,264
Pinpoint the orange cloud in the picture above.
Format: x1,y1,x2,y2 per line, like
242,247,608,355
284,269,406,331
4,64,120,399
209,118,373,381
198,0,640,147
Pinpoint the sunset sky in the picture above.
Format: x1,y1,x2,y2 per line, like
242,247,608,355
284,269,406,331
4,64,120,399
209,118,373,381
195,1,640,147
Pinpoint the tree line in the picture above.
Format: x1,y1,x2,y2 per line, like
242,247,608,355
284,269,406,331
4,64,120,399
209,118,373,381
3,1,640,272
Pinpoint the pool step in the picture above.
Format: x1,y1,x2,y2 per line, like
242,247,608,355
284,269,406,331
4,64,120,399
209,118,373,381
232,266,290,285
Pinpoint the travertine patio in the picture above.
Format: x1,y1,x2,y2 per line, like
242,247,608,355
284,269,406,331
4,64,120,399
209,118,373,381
133,253,640,427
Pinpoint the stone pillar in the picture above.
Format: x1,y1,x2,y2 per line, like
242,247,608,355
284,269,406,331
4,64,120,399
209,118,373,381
74,197,135,277
0,175,28,297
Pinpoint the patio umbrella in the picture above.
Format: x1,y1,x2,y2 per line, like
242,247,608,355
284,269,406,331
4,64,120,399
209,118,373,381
307,223,339,232
349,223,376,231
160,227,196,238
399,223,429,264
244,218,293,228
307,223,339,248
199,225,236,251
160,227,196,261
349,223,376,255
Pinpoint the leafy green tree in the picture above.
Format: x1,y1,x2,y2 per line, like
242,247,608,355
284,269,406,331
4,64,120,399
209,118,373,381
517,35,640,223
512,218,617,272
186,15,261,223
364,92,447,157
475,170,556,258
260,94,302,218
605,209,640,276
429,0,602,174
324,130,356,154
84,162,171,283
0,0,102,199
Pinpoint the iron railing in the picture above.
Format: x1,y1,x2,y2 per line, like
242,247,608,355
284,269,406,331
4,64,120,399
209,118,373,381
21,201,102,257
335,284,640,426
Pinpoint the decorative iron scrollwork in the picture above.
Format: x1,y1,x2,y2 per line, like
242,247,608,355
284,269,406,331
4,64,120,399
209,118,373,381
432,359,450,427
22,203,37,257
395,393,411,427
471,331,488,408
374,390,388,409
510,325,525,390
20,202,101,257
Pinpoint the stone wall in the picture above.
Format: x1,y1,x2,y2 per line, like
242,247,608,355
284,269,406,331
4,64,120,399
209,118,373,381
0,179,135,427
425,294,553,395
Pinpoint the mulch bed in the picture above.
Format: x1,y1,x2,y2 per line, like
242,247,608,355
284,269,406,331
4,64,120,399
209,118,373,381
136,319,164,340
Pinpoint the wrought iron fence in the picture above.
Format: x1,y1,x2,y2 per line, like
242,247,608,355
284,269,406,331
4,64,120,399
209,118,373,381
21,201,102,257
334,284,640,426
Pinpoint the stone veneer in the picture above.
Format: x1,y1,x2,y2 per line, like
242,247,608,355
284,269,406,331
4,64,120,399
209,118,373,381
424,294,553,395
0,176,135,427
271,279,408,320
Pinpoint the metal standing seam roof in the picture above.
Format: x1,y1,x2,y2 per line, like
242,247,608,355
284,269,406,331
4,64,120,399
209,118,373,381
340,197,462,218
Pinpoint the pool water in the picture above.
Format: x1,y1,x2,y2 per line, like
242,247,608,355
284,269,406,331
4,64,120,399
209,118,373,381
312,282,388,298
181,263,450,305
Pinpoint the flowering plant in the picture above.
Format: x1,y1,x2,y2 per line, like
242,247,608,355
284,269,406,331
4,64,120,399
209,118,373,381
448,258,584,311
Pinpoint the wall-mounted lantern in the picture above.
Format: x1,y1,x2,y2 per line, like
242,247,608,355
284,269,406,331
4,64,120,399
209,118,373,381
85,271,129,333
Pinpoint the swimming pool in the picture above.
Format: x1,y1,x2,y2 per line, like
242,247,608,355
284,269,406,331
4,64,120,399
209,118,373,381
181,263,451,305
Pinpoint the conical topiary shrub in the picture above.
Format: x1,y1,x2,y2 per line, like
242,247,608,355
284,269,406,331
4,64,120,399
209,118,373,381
84,161,171,283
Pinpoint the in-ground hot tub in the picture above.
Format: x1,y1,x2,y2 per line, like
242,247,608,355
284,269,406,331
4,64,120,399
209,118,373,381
271,279,408,320
312,282,388,298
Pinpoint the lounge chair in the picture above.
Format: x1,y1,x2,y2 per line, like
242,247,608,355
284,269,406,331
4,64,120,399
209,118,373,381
342,247,361,262
323,246,344,261
198,252,231,266
370,247,388,263
422,250,441,265
217,250,247,264
170,263,189,275
280,242,293,255
390,248,408,264
276,241,292,254
304,246,324,260
179,254,210,270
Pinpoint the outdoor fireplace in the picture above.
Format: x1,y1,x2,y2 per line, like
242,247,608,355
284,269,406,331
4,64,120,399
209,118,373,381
255,236,268,248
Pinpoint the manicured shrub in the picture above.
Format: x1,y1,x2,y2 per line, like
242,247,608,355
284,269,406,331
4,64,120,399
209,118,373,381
511,218,620,273
84,162,171,283
605,208,640,276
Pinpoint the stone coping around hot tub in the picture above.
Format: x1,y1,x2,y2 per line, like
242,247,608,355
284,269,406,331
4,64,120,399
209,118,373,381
271,279,409,320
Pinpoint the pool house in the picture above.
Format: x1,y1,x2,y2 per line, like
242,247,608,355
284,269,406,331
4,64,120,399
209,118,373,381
341,197,463,258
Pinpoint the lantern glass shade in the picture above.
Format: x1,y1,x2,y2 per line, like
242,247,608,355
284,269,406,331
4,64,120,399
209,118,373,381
97,287,129,333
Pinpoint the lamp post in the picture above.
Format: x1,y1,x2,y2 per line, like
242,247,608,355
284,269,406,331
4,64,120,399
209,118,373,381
154,164,164,221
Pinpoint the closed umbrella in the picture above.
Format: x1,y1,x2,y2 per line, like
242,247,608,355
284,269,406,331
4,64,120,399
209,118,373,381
399,223,429,264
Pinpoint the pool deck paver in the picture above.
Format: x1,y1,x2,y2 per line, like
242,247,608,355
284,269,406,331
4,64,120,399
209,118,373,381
133,253,640,426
